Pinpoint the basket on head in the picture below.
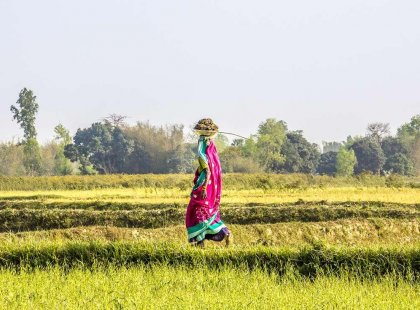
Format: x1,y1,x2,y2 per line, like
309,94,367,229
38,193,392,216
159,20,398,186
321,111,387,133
194,118,219,138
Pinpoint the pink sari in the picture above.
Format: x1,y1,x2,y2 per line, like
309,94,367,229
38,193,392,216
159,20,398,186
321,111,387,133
185,138,229,243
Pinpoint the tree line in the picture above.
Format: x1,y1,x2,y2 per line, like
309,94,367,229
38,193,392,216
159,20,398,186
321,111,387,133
1,88,419,176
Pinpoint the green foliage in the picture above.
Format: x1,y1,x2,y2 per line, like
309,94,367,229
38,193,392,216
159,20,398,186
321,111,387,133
381,137,414,175
398,115,420,175
0,143,25,176
256,119,287,172
213,133,229,153
317,151,338,175
398,114,420,138
167,143,195,173
10,88,39,141
336,147,356,176
384,153,414,176
23,138,43,176
124,123,186,173
280,131,321,174
219,146,261,173
351,137,385,175
65,123,133,174
54,124,72,145
10,88,42,175
52,124,73,175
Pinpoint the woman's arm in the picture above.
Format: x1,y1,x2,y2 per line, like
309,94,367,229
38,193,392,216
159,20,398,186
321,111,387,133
197,137,210,198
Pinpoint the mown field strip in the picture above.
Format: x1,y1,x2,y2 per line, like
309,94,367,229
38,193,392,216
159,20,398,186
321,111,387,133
0,205,418,233
1,187,420,204
1,219,418,247
0,266,418,309
1,200,419,211
0,242,418,279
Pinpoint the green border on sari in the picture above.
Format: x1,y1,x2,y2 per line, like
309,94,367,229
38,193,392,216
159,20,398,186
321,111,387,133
187,212,226,242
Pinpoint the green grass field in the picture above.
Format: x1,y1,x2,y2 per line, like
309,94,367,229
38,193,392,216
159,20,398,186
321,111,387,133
0,174,419,309
1,266,418,310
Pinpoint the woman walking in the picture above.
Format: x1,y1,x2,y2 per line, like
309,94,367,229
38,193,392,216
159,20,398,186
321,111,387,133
185,118,231,247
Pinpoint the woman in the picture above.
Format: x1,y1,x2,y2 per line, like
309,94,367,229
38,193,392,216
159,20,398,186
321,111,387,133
185,118,231,247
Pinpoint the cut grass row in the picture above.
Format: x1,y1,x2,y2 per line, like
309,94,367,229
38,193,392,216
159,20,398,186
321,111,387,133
2,187,420,204
1,266,418,309
1,200,418,211
0,204,418,232
0,242,418,280
1,219,418,247
1,173,419,191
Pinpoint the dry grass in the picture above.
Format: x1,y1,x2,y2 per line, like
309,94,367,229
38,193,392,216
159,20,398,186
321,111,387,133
1,186,419,204
1,218,418,248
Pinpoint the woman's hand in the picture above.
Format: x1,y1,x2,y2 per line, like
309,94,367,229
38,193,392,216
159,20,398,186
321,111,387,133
201,187,207,199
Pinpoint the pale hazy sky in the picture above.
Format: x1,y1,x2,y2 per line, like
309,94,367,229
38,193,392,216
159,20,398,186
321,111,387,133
1,0,419,146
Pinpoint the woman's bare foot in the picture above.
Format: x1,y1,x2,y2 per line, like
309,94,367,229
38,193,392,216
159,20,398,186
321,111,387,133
193,240,205,248
225,233,233,247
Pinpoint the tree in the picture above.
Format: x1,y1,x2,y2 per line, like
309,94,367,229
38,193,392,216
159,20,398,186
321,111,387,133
256,119,287,172
317,151,338,175
241,136,259,159
398,115,420,138
350,137,385,175
219,146,261,173
10,88,42,175
0,142,25,176
23,138,43,175
383,153,414,175
381,136,414,175
65,122,132,174
214,134,229,153
397,115,420,175
279,131,320,174
10,88,39,140
335,147,356,176
167,143,195,173
124,122,185,173
366,122,390,142
54,124,72,145
53,124,73,175
103,114,128,127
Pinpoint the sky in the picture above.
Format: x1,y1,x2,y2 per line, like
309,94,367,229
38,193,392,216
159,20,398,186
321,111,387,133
0,0,419,146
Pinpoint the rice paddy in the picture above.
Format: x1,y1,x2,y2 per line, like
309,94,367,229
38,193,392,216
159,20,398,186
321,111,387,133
0,174,419,309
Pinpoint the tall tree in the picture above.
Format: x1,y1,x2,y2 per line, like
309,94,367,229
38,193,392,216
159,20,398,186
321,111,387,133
219,146,261,173
167,143,195,173
214,134,229,153
53,124,73,175
10,88,39,140
124,122,185,173
65,122,132,174
280,131,320,174
397,115,420,175
381,136,414,175
366,122,390,142
0,142,25,176
10,88,42,175
335,147,356,176
317,151,338,175
256,119,287,172
350,137,385,175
